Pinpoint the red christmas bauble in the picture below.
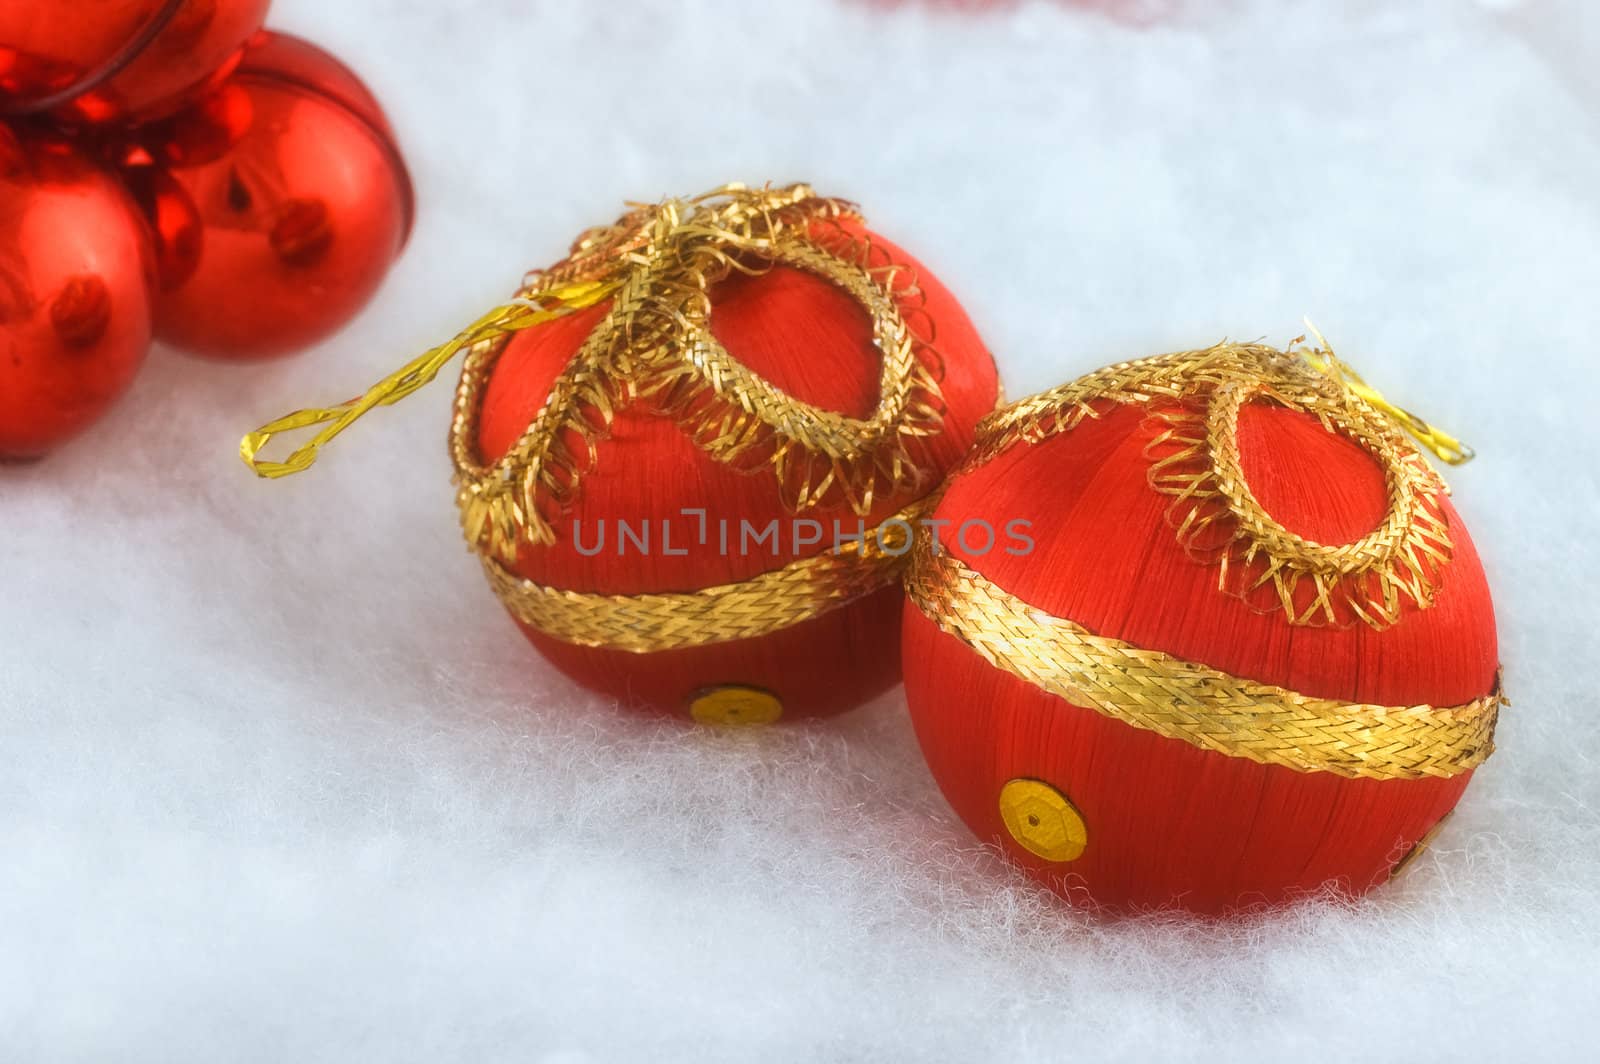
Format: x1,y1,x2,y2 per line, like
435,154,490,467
0,124,154,459
138,30,413,360
0,0,270,126
902,344,1502,912
457,184,999,723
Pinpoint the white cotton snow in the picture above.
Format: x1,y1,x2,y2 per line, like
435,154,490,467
2,1,1598,1060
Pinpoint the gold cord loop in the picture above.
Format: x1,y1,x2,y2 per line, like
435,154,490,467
239,280,619,478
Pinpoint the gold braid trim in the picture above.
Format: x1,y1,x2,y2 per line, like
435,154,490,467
905,530,1503,780
483,503,924,653
239,183,962,656
969,341,1459,630
449,183,950,565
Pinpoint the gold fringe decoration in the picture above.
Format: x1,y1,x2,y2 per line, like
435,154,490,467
447,183,949,564
242,183,961,652
905,529,1503,781
242,183,950,564
968,340,1468,630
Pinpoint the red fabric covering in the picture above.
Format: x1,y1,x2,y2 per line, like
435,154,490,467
903,400,1499,912
476,223,998,718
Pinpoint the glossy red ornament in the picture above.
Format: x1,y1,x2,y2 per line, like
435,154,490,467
902,346,1501,913
136,31,413,360
0,0,270,126
0,124,154,459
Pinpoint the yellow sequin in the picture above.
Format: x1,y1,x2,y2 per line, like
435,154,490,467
998,778,1088,863
689,686,784,727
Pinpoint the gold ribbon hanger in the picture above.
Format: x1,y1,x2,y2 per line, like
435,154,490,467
240,278,620,479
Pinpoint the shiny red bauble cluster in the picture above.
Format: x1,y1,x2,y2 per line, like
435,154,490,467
1,3,413,459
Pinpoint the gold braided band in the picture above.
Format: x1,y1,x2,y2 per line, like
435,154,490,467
241,184,972,659
968,340,1460,630
241,182,952,559
906,531,1502,781
482,504,923,652
447,185,952,651
448,183,949,565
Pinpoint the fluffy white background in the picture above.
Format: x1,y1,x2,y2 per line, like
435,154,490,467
4,0,1598,1060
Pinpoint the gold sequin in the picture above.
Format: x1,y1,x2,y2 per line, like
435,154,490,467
689,686,783,726
998,779,1089,862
